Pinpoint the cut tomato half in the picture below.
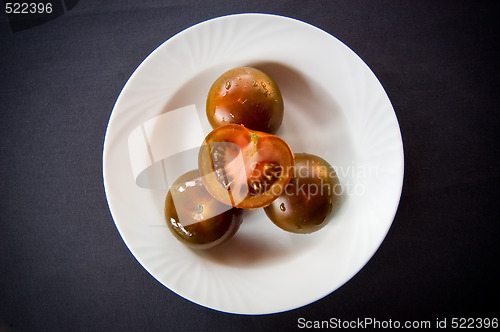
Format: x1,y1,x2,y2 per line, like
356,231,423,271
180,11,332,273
198,124,294,209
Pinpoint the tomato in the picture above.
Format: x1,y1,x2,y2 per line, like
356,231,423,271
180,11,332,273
165,169,243,249
206,67,284,134
198,124,294,209
263,153,341,234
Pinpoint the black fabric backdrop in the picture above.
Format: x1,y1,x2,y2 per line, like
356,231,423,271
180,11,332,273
1,1,499,331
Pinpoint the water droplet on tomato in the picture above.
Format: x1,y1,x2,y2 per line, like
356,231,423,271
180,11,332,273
195,204,204,214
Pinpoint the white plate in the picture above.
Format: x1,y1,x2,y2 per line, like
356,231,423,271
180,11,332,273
103,13,404,315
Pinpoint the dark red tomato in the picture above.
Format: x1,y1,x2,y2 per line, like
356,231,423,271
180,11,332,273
165,169,243,249
198,124,294,209
206,67,284,134
264,153,341,234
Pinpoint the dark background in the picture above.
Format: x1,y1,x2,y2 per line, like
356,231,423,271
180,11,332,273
1,1,499,331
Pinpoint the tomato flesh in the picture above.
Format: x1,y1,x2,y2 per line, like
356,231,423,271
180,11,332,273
165,169,243,249
206,67,284,134
198,124,294,209
264,153,341,234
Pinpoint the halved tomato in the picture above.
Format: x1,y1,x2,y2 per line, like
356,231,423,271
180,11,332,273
198,124,294,209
